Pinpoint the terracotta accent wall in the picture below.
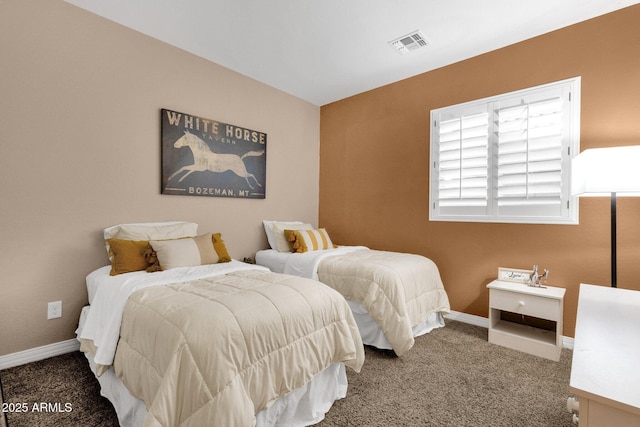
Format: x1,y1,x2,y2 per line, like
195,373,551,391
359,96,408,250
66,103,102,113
320,5,640,338
0,1,319,356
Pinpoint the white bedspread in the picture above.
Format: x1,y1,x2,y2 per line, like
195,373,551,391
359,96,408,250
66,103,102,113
257,247,450,356
78,260,268,370
282,246,368,280
317,249,450,355
113,269,364,426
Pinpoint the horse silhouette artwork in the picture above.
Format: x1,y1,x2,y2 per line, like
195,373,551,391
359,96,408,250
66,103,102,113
167,131,264,189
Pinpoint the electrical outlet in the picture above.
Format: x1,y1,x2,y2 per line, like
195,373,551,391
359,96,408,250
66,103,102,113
47,301,62,319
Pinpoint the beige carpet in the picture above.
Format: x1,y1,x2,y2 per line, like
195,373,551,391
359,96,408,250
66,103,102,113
0,352,118,426
0,320,574,426
319,320,574,426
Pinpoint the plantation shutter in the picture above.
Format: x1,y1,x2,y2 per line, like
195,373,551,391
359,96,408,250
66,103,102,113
429,77,579,224
496,94,565,218
436,110,489,216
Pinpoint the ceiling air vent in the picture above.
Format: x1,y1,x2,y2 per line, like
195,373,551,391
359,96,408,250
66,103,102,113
389,30,429,55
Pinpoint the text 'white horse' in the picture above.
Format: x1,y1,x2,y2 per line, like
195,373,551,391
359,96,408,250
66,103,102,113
168,131,264,189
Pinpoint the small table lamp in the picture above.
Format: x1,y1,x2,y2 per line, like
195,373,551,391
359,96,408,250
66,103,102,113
571,145,640,287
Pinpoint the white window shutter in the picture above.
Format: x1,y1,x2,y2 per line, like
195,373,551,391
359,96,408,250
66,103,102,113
432,105,491,218
430,77,580,224
437,112,489,207
496,94,565,218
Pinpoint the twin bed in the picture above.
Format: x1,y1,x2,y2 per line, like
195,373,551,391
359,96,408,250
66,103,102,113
256,221,451,356
77,222,364,427
77,220,450,426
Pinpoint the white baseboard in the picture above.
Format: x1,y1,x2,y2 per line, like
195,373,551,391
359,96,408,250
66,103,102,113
0,339,80,371
445,310,574,350
561,335,574,350
0,311,575,371
444,310,489,328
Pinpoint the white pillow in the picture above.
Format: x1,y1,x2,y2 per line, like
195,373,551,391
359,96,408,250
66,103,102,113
104,221,198,261
262,220,304,249
271,222,313,252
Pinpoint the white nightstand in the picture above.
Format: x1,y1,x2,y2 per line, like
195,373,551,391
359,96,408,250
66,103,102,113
487,280,565,361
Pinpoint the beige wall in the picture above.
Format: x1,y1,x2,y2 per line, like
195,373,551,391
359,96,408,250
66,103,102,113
4,2,640,358
0,1,320,356
320,5,640,338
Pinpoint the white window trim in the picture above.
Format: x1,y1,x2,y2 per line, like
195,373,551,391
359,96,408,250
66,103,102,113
429,77,581,225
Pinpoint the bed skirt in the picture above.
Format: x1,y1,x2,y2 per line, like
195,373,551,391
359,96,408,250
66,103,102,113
347,301,445,350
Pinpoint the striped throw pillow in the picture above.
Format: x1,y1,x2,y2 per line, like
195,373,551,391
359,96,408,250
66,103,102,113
285,228,334,253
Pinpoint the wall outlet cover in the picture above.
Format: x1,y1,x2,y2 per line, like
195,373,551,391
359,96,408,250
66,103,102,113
47,301,62,319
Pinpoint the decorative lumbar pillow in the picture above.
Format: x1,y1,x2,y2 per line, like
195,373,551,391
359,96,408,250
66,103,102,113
103,221,198,261
150,233,231,270
107,239,156,276
284,228,334,253
270,222,314,252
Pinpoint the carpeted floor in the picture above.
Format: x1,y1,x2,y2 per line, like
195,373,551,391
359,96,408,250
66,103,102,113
0,320,574,426
318,320,574,426
1,351,118,426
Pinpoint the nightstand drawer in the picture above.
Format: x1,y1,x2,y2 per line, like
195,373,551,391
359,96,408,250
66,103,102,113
490,289,561,321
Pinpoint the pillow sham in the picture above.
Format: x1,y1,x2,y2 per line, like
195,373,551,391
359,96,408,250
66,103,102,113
150,232,231,270
104,221,198,261
262,220,304,249
106,238,157,276
284,228,334,253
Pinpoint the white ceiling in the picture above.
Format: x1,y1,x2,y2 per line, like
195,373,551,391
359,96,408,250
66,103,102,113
65,0,640,106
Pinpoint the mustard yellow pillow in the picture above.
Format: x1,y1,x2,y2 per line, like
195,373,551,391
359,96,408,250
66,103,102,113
143,246,162,273
107,239,155,276
284,228,334,253
212,233,232,263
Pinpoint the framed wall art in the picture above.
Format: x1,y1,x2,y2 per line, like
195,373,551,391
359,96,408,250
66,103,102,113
160,108,266,199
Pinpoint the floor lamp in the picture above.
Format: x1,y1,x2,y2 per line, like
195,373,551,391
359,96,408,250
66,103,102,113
571,145,640,288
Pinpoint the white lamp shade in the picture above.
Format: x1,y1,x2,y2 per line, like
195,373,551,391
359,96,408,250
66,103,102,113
571,145,640,196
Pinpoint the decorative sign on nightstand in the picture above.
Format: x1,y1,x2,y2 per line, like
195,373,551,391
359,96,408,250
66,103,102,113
497,267,533,284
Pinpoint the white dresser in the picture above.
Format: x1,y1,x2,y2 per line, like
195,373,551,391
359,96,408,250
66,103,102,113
569,283,640,426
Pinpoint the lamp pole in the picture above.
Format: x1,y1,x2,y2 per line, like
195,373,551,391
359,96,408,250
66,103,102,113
611,192,617,288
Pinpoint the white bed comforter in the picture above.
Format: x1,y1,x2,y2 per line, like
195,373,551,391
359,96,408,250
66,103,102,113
283,246,368,280
79,261,263,372
79,261,365,427
284,248,450,356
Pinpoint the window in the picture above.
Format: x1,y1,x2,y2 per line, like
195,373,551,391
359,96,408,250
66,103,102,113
429,77,580,224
